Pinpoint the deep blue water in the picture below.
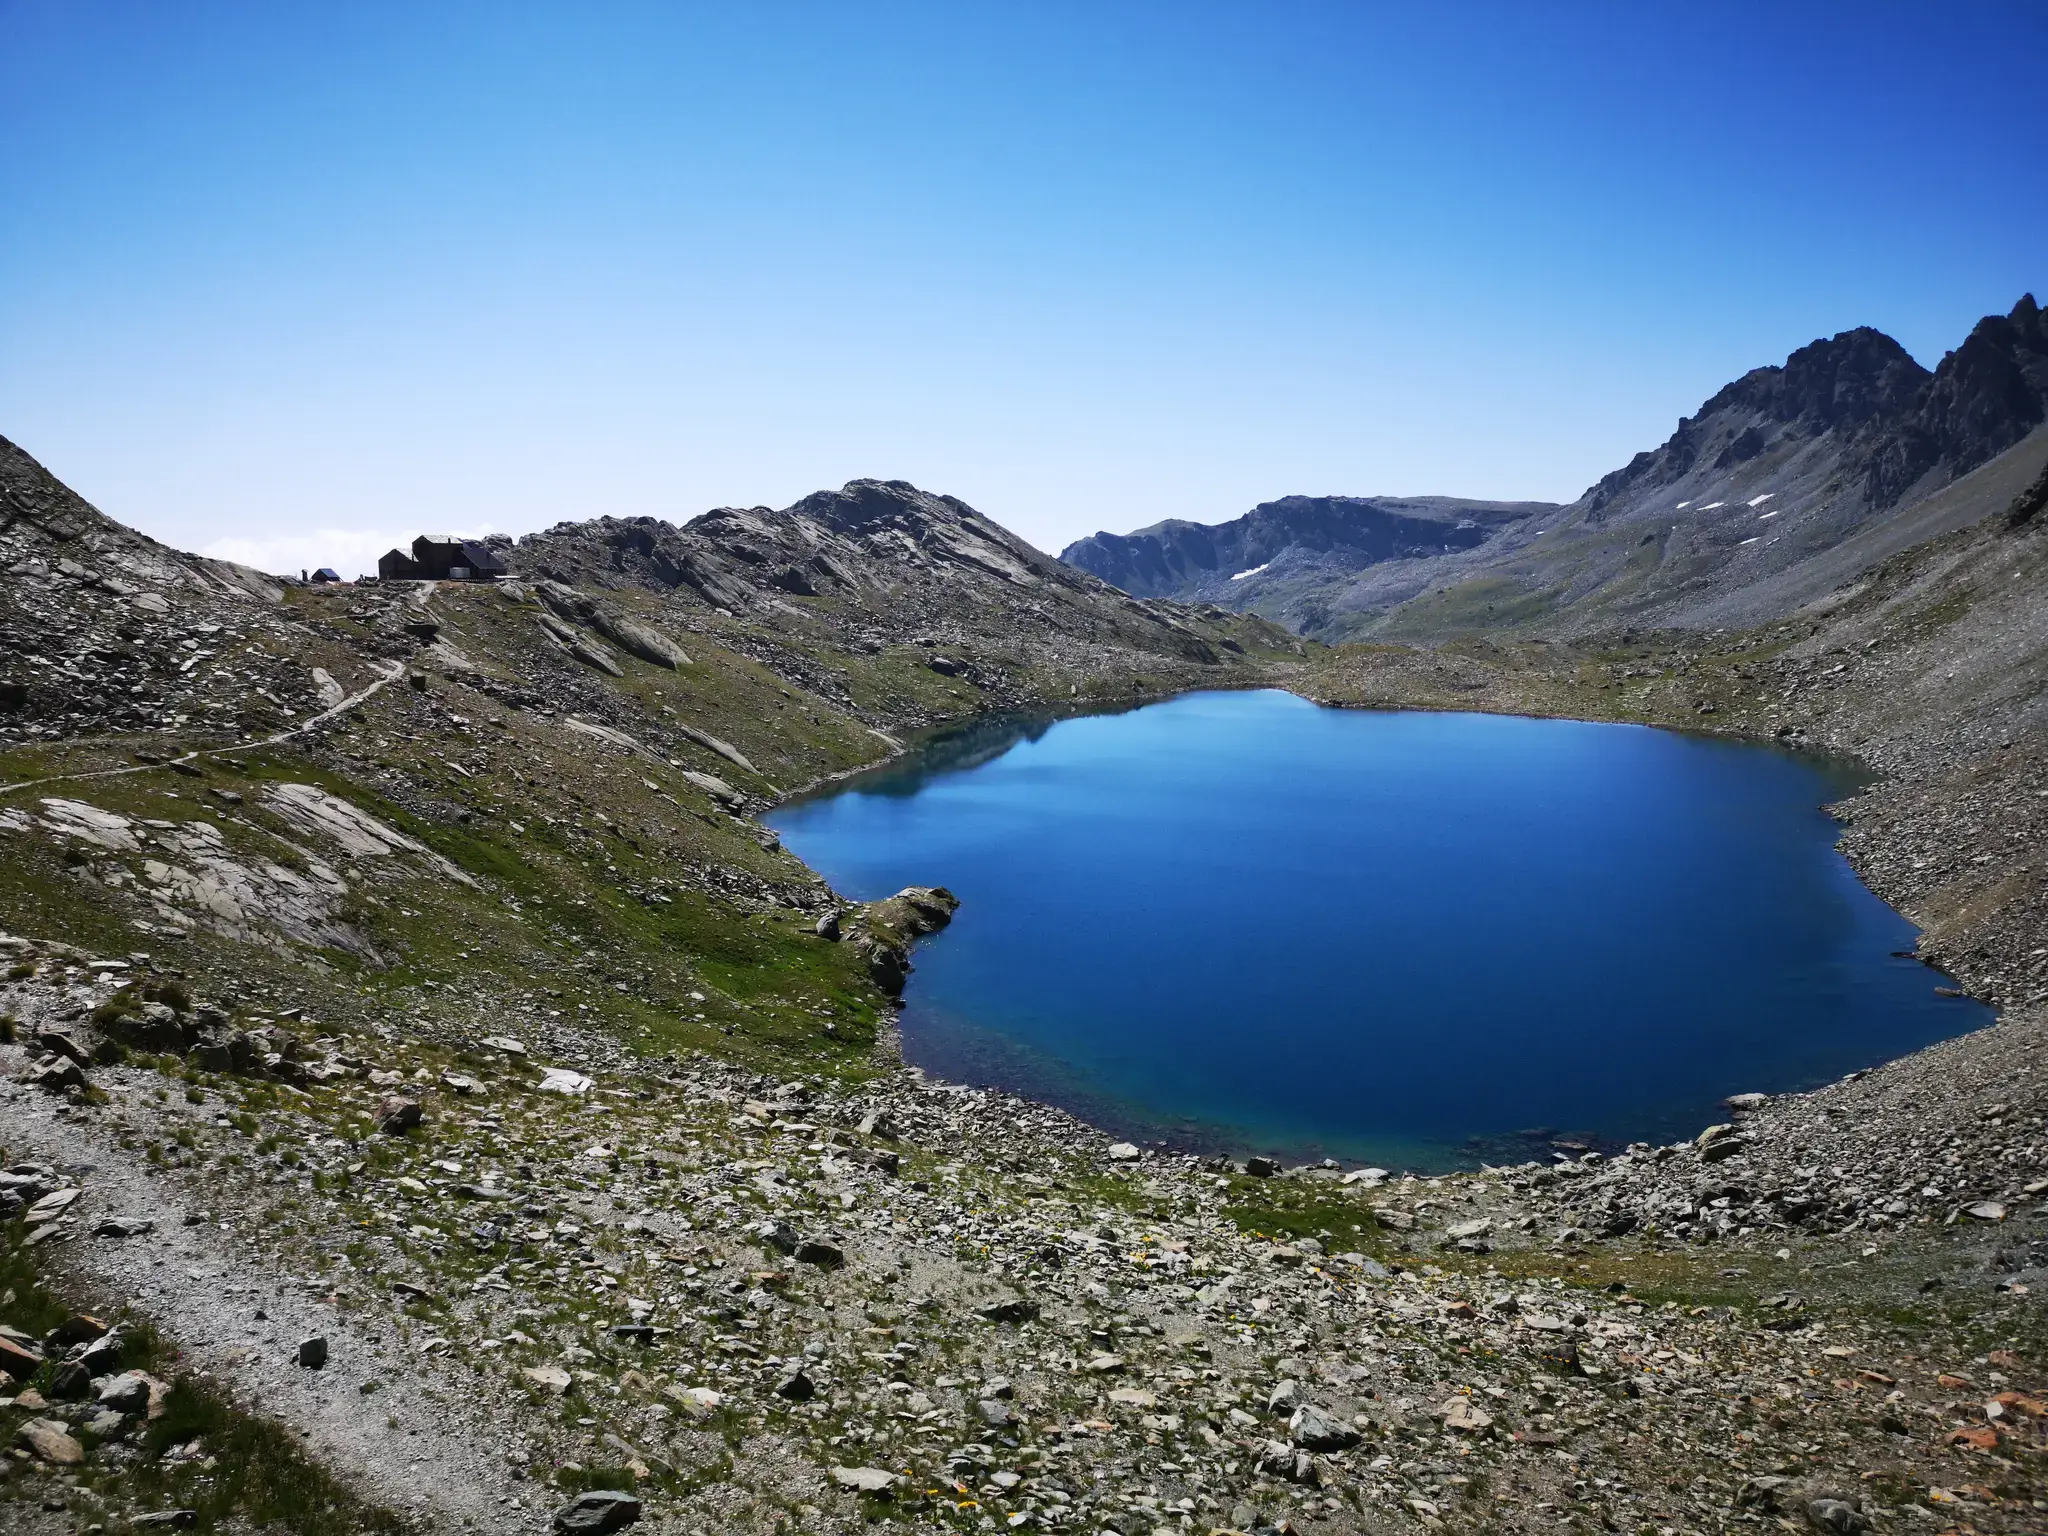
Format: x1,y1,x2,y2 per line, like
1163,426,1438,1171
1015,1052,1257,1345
769,689,1988,1170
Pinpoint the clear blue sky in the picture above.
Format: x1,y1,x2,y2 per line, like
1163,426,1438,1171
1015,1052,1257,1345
2,2,2042,576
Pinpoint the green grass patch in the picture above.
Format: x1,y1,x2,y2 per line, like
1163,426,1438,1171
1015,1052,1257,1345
130,1378,408,1534
1218,1176,1387,1248
552,1464,642,1494
0,1222,77,1339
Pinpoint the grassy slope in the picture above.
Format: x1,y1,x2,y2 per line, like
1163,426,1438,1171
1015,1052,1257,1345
0,563,1302,1090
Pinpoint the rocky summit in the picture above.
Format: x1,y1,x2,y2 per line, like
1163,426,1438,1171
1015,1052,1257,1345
0,400,2046,1536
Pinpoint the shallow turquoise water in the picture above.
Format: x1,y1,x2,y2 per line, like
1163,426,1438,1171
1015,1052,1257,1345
769,690,1987,1169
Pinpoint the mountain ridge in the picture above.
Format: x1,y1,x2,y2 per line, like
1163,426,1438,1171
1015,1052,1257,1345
1060,493,1558,632
1063,295,2048,642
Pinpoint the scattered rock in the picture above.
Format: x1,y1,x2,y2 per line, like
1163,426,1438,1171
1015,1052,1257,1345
773,1366,816,1401
831,1465,900,1496
1806,1498,1871,1534
374,1096,422,1135
974,1299,1040,1325
15,1418,84,1465
795,1238,844,1268
1441,1396,1493,1433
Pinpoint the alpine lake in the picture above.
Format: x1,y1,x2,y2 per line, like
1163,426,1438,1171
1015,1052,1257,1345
769,689,1988,1171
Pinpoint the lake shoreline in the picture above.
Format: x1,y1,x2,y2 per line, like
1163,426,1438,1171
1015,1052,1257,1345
754,609,2036,1243
775,686,1991,1174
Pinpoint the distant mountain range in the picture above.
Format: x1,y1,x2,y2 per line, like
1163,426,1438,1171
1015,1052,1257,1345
1061,294,2048,639
1058,495,1559,631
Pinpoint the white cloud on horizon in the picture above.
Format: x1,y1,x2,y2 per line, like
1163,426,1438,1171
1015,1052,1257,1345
200,525,499,581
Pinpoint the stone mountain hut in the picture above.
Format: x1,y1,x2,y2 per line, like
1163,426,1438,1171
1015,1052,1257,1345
377,535,508,582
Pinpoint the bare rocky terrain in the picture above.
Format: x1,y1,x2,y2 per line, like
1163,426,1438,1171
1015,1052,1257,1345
1,405,2045,1536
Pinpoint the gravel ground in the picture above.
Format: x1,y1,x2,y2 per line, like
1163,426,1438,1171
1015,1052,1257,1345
0,1050,525,1530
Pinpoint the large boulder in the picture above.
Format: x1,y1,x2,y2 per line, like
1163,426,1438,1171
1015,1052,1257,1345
95,1369,165,1415
29,1053,86,1092
552,1490,642,1533
16,1418,84,1464
0,1334,45,1381
590,611,691,670
1289,1403,1363,1452
680,770,744,809
36,1029,90,1066
96,1000,189,1054
375,1096,423,1135
867,886,960,939
831,1466,900,1496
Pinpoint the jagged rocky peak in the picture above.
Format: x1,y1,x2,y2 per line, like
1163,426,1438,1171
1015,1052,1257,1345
1867,292,2048,507
0,431,284,606
1056,295,2048,642
696,478,1066,585
1580,325,1929,521
1587,294,2048,522
1701,326,1929,434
